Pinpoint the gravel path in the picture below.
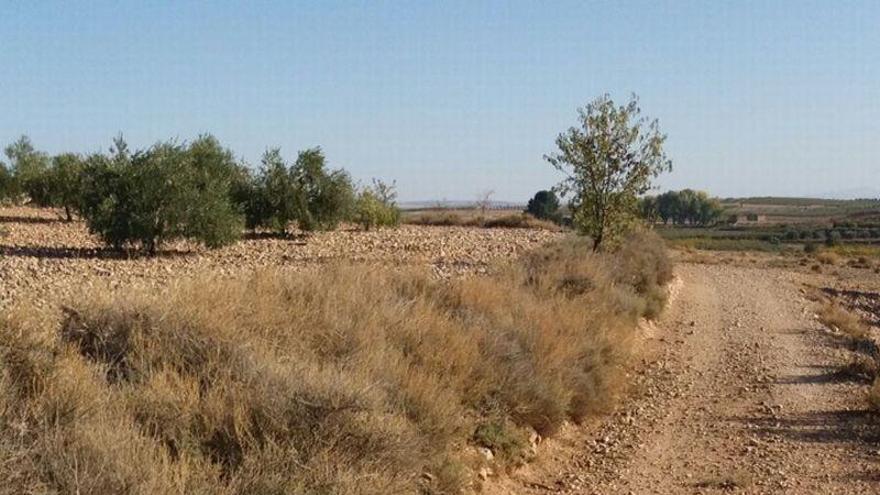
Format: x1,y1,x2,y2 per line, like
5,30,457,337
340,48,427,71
502,262,880,494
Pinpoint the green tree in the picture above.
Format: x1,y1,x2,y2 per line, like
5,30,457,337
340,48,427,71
259,148,300,234
4,135,51,205
78,137,243,254
47,153,85,221
694,193,724,226
0,162,15,202
545,95,672,250
354,179,401,230
525,190,561,222
638,195,660,223
291,147,355,231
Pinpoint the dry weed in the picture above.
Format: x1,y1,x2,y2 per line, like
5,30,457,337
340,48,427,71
0,232,671,494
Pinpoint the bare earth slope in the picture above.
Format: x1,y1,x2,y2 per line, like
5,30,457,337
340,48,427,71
506,263,879,494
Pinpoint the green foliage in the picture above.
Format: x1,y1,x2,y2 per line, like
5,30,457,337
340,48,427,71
472,421,529,464
234,149,301,234
78,137,243,253
545,94,671,250
525,190,561,222
0,162,15,202
354,179,401,230
291,147,355,231
237,147,357,234
648,189,724,226
638,195,659,223
47,153,85,220
825,230,842,247
4,135,51,205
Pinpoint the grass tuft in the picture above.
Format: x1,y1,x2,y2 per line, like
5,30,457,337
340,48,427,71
817,302,870,340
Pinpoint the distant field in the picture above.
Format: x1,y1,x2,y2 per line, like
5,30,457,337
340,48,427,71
720,197,880,224
661,197,880,253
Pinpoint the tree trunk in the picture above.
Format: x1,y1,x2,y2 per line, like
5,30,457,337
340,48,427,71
592,231,603,251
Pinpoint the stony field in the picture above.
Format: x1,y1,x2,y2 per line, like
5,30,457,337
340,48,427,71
0,206,561,311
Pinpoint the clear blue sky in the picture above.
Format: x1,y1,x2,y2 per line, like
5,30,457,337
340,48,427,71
1,1,878,202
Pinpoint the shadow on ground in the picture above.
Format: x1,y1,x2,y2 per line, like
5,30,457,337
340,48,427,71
0,214,67,225
0,244,195,260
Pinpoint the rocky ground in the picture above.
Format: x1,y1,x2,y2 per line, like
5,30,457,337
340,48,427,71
490,261,880,494
0,206,561,311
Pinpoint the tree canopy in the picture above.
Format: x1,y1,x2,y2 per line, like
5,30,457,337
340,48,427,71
545,94,671,250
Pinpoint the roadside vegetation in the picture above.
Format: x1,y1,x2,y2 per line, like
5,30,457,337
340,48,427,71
0,231,671,494
0,95,678,493
813,296,880,411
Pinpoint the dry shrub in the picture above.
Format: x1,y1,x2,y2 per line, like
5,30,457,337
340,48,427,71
869,378,880,411
817,302,870,340
0,232,670,494
815,251,841,266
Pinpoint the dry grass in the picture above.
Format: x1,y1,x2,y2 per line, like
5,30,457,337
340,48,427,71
0,232,671,494
829,244,880,259
815,251,842,266
405,210,560,231
817,302,870,340
869,378,880,411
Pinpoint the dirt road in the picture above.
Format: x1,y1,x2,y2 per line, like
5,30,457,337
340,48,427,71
505,262,879,494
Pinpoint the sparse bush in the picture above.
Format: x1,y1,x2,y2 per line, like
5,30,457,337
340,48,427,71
804,242,819,254
472,420,530,464
0,233,671,492
355,179,401,230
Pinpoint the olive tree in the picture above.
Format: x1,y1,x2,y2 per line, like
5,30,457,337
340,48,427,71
291,147,355,231
0,162,14,202
4,135,50,205
78,137,243,254
545,94,671,250
48,153,85,221
256,148,300,234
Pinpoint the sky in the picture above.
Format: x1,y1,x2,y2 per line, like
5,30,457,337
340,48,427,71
1,1,878,202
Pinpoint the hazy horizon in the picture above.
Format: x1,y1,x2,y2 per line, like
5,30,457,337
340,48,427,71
2,1,877,202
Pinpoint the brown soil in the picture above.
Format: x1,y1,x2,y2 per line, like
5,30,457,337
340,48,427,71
0,206,561,311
